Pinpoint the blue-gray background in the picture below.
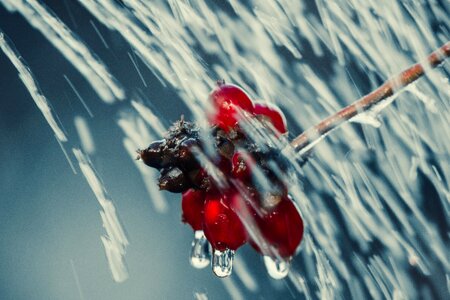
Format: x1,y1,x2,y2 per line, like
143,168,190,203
0,1,291,299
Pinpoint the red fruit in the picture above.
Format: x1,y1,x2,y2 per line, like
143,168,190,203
231,151,255,181
182,189,206,231
203,191,247,251
208,81,254,130
250,197,303,259
253,103,288,134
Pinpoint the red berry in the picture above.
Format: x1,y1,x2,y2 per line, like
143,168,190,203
202,191,247,251
250,197,303,258
208,82,254,130
253,103,288,134
181,189,206,231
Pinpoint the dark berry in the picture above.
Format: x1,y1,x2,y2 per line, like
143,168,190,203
139,140,164,169
158,167,190,193
175,138,201,169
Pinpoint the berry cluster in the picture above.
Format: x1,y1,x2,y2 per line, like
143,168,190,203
138,81,304,278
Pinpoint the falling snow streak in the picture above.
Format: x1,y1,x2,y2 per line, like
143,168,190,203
0,31,67,142
73,148,129,283
0,0,125,103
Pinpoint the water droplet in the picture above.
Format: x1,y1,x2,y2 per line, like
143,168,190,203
212,248,235,277
190,230,211,269
263,256,290,279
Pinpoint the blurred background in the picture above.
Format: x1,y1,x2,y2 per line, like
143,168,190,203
0,1,448,299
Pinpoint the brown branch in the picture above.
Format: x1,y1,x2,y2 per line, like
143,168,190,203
290,41,450,152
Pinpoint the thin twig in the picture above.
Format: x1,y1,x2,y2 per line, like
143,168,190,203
291,41,450,153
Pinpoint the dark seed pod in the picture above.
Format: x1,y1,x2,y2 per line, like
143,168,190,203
158,167,191,193
175,138,201,169
160,146,177,167
139,140,165,169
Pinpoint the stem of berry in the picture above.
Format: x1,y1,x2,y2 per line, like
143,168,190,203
291,41,450,153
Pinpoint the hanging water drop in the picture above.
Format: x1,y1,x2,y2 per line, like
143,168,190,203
212,248,235,277
190,230,211,269
263,256,290,279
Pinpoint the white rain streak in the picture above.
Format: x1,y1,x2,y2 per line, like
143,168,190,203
74,116,95,154
56,134,77,175
89,20,110,49
193,292,208,300
221,277,244,300
118,114,168,213
0,31,67,142
72,148,129,282
10,0,450,298
130,100,166,138
70,259,85,300
127,52,148,87
233,255,259,292
64,75,94,117
0,0,125,103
